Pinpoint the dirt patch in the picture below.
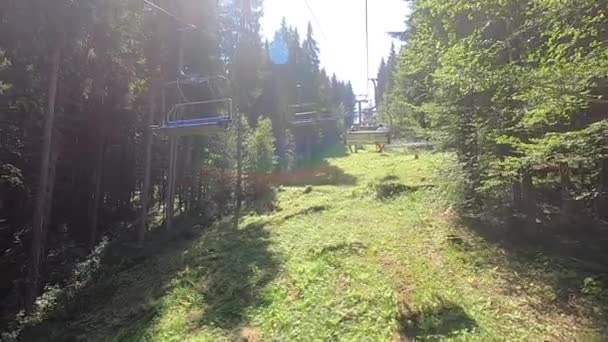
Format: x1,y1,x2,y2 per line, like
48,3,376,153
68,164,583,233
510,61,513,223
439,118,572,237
380,256,416,309
236,325,261,342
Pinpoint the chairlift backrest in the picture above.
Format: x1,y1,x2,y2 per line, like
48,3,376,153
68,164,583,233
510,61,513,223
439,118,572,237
167,98,233,124
289,102,317,114
160,73,233,133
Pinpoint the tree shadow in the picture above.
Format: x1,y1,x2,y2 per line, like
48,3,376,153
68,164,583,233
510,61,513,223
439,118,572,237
455,215,608,331
16,216,279,340
275,160,358,187
399,300,477,341
16,218,203,341
320,144,349,159
242,187,278,216
190,219,278,330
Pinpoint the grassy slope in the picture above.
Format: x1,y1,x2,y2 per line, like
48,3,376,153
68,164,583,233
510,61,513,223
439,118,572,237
24,150,606,341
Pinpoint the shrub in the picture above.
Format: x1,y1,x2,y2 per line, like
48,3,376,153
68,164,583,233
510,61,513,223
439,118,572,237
245,117,277,198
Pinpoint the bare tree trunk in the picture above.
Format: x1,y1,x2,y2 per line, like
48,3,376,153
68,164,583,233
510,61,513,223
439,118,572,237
138,12,162,245
89,137,106,246
521,171,538,238
26,7,65,309
138,93,155,245
87,14,110,247
41,142,59,262
234,1,249,227
511,177,522,212
597,131,608,219
598,156,608,219
235,114,243,228
165,136,178,230
184,137,193,213
559,162,574,226
509,175,523,230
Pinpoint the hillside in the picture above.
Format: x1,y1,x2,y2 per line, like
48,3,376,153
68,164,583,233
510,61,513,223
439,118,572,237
18,149,607,341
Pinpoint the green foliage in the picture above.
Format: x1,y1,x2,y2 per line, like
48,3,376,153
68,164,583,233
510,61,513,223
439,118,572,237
0,0,356,332
383,0,608,213
246,117,277,176
243,117,277,200
582,277,606,298
283,129,297,171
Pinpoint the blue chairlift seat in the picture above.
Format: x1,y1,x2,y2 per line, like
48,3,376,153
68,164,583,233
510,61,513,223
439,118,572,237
159,98,233,137
166,116,231,128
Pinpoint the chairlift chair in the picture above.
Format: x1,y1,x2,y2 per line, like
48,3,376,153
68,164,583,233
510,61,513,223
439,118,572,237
290,102,320,127
146,14,234,231
159,97,233,136
154,19,233,137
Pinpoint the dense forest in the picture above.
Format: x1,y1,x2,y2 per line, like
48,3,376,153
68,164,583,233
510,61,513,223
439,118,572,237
382,0,608,235
0,0,355,326
4,0,608,339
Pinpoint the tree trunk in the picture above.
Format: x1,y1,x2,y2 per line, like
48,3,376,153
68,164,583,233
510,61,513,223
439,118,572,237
274,65,289,170
559,162,574,226
138,13,162,245
511,177,522,212
184,137,193,213
235,114,243,228
41,142,59,263
87,15,110,247
26,7,65,310
521,171,538,237
139,97,155,244
165,136,178,230
597,131,608,219
89,137,106,246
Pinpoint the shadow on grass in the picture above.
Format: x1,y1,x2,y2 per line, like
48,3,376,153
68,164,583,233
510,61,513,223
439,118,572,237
242,187,278,216
190,219,278,330
17,216,279,340
320,144,350,159
455,215,608,333
399,301,477,340
276,160,358,187
278,145,356,186
17,216,204,341
299,143,350,165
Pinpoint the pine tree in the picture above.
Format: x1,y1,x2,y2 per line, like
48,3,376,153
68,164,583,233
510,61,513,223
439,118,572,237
376,57,388,106
301,22,321,104
220,0,265,112
386,42,397,90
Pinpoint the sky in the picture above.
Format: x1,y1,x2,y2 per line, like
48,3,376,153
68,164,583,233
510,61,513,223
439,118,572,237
260,0,410,101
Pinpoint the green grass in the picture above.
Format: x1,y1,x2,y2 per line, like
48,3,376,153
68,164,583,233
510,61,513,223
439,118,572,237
21,150,607,341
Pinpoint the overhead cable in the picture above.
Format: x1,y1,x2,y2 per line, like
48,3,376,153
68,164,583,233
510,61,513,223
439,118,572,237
143,0,199,30
302,0,328,42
